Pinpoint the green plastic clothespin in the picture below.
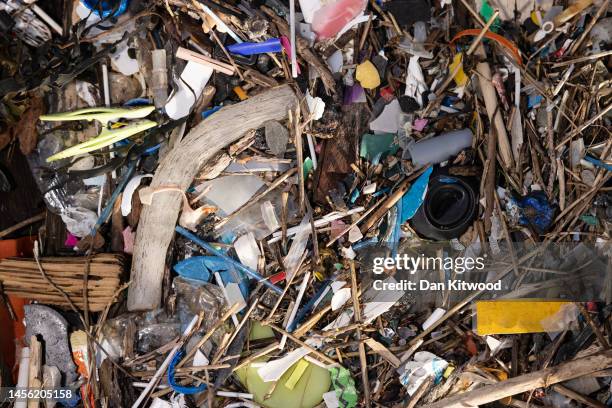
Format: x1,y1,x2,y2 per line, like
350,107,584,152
39,106,155,124
46,120,157,162
40,105,158,162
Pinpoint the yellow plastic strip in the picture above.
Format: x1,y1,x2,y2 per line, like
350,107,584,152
284,359,310,390
476,300,575,335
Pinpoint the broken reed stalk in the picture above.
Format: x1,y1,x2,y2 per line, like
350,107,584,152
350,260,371,407
0,212,45,239
0,254,125,312
360,166,430,234
424,349,612,408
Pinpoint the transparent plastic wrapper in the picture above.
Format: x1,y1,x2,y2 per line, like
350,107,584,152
60,207,98,237
27,83,104,214
173,277,227,340
136,323,181,355
27,134,83,214
197,175,265,216
218,188,295,240
99,314,133,361
100,310,182,359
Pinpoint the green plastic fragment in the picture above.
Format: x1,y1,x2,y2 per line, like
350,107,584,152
46,120,157,162
303,157,314,178
39,106,155,123
580,215,599,226
329,366,358,408
360,133,398,161
480,0,501,31
249,321,275,341
235,357,331,408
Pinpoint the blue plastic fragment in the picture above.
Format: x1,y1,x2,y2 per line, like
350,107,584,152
82,0,130,18
202,105,222,119
527,95,543,109
399,167,433,224
168,349,207,394
584,155,612,172
175,226,283,294
227,38,283,56
352,237,378,250
350,188,361,204
438,176,458,184
173,256,249,299
173,256,213,282
518,191,555,233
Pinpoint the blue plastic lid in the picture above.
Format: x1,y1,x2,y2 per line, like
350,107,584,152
81,0,129,18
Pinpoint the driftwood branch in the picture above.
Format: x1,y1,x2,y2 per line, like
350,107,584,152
424,349,612,408
127,85,297,311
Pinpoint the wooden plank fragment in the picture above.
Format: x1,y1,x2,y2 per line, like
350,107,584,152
424,350,612,408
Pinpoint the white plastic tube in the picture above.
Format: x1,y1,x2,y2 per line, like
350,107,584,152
15,347,30,408
422,308,446,330
407,129,473,167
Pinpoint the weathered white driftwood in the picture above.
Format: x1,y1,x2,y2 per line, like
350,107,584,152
128,85,297,311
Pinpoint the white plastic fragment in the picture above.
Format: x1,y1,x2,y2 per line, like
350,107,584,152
422,308,446,330
257,347,311,382
369,99,402,134
341,245,357,259
327,50,344,73
121,174,153,216
306,91,326,120
61,207,98,238
331,287,351,311
110,43,140,76
193,349,210,367
363,182,377,194
197,175,265,215
348,225,363,243
405,56,428,107
165,61,213,120
298,0,323,24
283,216,311,279
261,201,281,233
399,351,449,396
234,233,261,271
323,390,341,408
335,12,371,39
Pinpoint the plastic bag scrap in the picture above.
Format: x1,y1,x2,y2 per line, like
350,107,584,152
329,366,358,408
398,351,449,396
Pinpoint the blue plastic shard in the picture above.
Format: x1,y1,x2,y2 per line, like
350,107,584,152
518,191,554,234
173,256,214,282
399,166,433,224
173,256,250,299
227,38,282,56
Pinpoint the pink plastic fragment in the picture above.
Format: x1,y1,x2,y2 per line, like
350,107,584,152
311,0,367,39
122,226,135,254
65,232,78,247
413,118,428,132
331,220,347,240
280,36,301,74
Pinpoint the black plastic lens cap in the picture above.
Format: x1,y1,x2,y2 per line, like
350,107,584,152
409,170,479,241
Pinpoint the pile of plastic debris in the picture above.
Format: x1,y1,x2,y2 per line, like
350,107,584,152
0,0,611,406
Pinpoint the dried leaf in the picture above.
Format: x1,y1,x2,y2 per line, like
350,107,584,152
0,128,12,151
15,97,45,155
